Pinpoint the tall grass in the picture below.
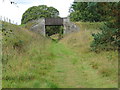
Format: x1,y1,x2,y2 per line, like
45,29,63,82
0,21,2,89
2,21,118,88
60,22,118,87
75,22,105,31
2,22,58,88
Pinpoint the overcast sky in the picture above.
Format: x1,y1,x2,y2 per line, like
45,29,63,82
0,0,74,24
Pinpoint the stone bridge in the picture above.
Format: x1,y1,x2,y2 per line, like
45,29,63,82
30,17,80,36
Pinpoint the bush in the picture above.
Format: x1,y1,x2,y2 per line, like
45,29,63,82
91,22,120,52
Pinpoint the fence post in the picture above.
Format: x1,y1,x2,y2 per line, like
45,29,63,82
4,16,6,22
0,16,18,25
13,21,14,24
6,17,8,22
9,19,11,23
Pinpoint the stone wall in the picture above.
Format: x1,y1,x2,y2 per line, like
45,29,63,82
30,19,45,36
29,18,80,36
63,18,80,34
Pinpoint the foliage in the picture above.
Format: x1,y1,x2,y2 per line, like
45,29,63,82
90,2,120,52
69,2,120,51
2,21,118,88
60,25,118,88
21,5,59,24
46,26,63,38
69,2,116,22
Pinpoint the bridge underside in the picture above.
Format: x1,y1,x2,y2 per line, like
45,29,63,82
45,18,63,26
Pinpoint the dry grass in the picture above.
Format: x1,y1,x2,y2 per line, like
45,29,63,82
2,21,118,88
61,30,92,53
60,22,118,87
2,22,55,88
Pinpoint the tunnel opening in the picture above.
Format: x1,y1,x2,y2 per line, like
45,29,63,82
45,18,64,41
45,25,64,41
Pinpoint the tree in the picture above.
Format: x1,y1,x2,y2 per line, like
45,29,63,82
90,2,120,52
69,2,111,22
21,5,63,38
21,5,59,24
69,2,120,51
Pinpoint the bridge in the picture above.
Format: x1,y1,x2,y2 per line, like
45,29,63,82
45,18,63,26
30,17,80,36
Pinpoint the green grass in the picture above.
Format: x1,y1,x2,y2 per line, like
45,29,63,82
2,21,118,88
60,22,118,88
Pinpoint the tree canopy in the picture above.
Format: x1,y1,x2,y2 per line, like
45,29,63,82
69,2,117,22
21,5,59,24
69,2,120,51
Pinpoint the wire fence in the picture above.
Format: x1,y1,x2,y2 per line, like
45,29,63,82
0,16,18,25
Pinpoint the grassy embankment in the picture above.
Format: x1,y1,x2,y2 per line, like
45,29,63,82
2,21,118,88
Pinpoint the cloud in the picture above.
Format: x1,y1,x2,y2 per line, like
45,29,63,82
0,0,74,25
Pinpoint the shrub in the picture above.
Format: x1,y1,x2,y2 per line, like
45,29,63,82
90,2,120,52
91,23,120,52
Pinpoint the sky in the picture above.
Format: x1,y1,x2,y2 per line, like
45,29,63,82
0,0,74,25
